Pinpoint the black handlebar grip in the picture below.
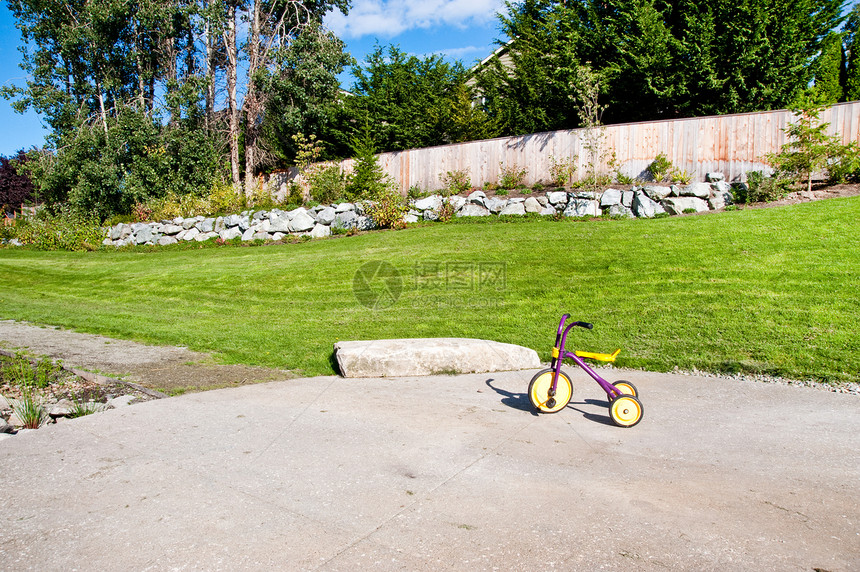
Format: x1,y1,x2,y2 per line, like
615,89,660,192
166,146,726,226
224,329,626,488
577,321,593,329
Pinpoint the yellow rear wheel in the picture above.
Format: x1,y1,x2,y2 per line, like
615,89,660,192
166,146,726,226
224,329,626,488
609,395,643,427
612,380,638,398
528,368,572,413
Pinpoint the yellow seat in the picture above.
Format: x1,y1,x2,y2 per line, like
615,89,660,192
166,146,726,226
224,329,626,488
574,348,621,362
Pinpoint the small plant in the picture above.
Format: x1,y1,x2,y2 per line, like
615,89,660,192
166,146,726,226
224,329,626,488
483,181,498,191
307,163,347,205
647,154,675,183
682,208,697,214
365,191,408,230
615,172,634,185
672,169,692,184
495,188,509,196
742,171,791,203
132,203,153,223
767,97,839,193
531,181,545,192
437,199,455,222
441,169,471,195
499,163,528,189
11,389,47,429
826,141,860,183
67,396,107,419
407,185,428,200
548,156,576,187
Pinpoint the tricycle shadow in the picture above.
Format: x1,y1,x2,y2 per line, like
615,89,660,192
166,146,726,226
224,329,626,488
484,379,615,426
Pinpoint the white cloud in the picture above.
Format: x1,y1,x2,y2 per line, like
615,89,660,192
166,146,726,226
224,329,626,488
325,0,505,39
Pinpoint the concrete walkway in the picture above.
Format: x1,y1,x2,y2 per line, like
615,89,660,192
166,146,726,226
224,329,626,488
1,368,858,571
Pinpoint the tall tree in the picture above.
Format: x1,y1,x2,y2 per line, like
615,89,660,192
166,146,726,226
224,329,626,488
346,44,468,152
474,0,845,133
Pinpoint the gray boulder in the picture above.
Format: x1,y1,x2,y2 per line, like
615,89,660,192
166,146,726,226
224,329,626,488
241,227,256,241
181,218,197,230
182,227,201,241
356,216,376,231
643,186,672,201
404,213,419,224
334,338,541,378
158,236,178,246
547,191,568,206
289,211,316,233
134,226,153,244
333,210,358,229
662,197,710,215
499,202,526,216
223,214,243,228
485,197,506,213
413,195,442,211
600,188,623,207
196,218,216,233
607,204,634,218
622,190,634,208
632,191,665,218
456,203,491,217
269,213,291,233
563,199,599,218
423,210,440,221
539,206,557,216
524,196,542,213
161,224,183,235
680,182,712,198
468,190,487,205
219,227,242,241
706,172,725,182
315,207,337,225
335,202,355,213
308,224,331,238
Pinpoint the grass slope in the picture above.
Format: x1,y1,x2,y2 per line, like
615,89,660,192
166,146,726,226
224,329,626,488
1,197,857,383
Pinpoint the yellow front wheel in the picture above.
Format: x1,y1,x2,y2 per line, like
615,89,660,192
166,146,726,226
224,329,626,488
612,380,638,398
528,368,572,413
609,395,643,427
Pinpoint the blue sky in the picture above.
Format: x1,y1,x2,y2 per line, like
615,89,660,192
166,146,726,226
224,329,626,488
0,0,506,157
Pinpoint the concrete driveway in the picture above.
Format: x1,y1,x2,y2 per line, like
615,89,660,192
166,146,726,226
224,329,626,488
1,368,858,571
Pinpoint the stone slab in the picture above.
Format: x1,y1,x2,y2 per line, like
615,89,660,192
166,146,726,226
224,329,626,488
334,338,540,377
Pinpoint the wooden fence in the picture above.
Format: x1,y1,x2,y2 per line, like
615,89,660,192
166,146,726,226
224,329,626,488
332,101,860,194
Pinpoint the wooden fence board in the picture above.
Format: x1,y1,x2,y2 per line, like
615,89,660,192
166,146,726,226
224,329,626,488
277,102,860,195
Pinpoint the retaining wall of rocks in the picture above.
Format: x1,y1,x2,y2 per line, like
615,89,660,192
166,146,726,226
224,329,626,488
103,175,742,247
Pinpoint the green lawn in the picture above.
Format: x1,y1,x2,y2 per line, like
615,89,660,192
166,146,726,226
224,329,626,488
1,197,858,383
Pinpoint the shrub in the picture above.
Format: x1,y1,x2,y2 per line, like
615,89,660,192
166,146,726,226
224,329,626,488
11,206,104,251
11,389,47,429
0,150,35,214
548,156,576,187
672,169,693,184
365,191,408,230
441,169,471,195
345,129,396,201
307,163,347,204
647,154,674,182
437,199,455,222
499,163,528,189
826,141,860,183
741,171,791,203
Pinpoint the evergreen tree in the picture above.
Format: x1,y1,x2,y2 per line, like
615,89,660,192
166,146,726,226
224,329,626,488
812,32,844,104
843,4,860,101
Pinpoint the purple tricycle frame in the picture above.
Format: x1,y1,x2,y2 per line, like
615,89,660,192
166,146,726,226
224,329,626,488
528,314,644,427
549,314,624,400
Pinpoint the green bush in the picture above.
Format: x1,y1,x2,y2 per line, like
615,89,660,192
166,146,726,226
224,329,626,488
441,169,471,195
10,206,104,251
741,171,791,203
307,163,348,204
826,141,860,183
365,191,408,229
548,156,576,187
499,163,528,189
647,153,674,183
